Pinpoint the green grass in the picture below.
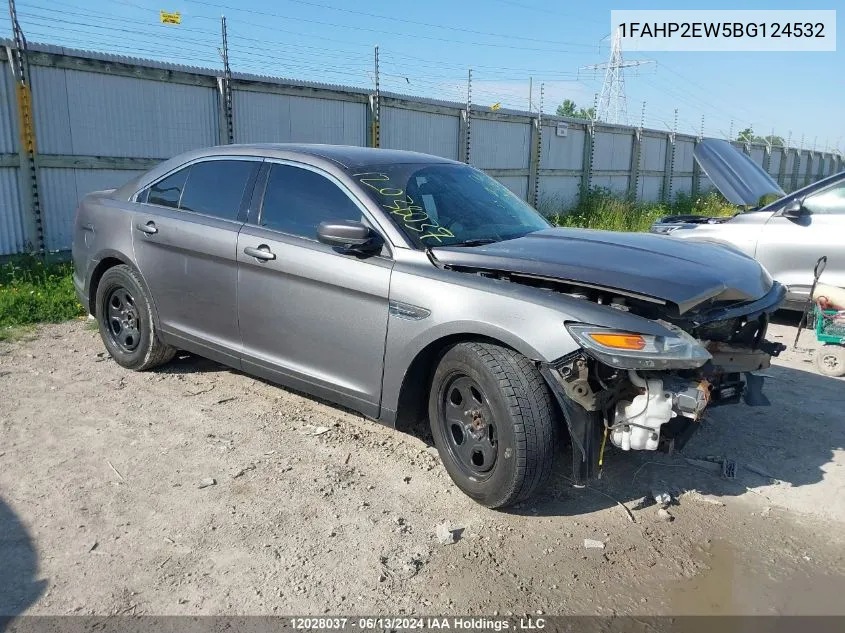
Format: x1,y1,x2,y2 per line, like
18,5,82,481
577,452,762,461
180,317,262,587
0,256,85,334
539,188,737,232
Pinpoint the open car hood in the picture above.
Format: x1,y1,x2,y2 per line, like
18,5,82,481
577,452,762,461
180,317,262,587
432,228,774,315
694,138,785,206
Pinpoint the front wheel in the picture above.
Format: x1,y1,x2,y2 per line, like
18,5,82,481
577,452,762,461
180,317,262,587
428,341,557,508
815,344,845,377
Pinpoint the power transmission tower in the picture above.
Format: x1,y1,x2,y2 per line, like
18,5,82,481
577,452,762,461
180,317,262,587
580,28,652,125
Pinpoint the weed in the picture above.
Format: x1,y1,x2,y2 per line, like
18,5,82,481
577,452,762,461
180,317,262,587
0,256,84,328
539,188,736,232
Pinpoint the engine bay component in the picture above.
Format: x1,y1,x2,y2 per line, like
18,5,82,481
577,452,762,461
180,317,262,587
610,371,710,451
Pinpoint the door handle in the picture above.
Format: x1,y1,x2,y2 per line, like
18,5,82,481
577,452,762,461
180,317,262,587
243,245,276,261
136,221,158,235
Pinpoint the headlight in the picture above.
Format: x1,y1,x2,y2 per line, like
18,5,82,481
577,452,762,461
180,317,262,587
565,323,712,370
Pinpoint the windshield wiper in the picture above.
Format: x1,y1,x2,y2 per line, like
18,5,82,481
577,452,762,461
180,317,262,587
447,238,499,247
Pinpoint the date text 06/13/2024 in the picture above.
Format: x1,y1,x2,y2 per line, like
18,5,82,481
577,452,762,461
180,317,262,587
289,617,547,630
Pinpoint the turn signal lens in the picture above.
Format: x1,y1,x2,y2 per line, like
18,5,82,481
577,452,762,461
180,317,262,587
565,323,712,370
588,332,646,350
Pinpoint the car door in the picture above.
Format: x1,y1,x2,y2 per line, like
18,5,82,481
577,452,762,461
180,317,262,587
236,161,393,418
133,157,261,365
755,178,845,301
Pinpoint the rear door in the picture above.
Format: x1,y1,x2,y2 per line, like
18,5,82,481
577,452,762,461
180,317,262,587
133,157,261,365
755,178,845,300
236,161,393,417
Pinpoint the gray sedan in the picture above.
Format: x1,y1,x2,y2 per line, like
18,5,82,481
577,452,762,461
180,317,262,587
73,144,786,508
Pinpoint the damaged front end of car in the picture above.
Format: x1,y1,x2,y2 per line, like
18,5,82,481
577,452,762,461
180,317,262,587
539,282,786,484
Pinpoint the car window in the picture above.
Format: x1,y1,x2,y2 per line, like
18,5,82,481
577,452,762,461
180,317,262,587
803,181,845,215
260,164,364,239
146,167,189,208
179,160,256,221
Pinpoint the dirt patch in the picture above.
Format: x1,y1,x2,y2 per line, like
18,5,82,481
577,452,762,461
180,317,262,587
1,318,844,616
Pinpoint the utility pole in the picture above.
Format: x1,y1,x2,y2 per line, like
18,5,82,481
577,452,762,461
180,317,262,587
371,45,380,148
7,0,44,255
579,28,652,125
220,16,234,144
464,68,472,164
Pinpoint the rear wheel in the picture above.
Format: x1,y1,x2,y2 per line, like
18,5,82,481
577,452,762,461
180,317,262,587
428,341,557,508
95,265,175,371
815,344,845,377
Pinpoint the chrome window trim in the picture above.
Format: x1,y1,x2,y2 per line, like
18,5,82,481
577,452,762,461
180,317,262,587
131,155,265,212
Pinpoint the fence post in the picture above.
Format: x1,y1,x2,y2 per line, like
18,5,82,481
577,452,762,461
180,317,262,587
805,150,814,186
528,83,543,207
791,149,800,191
528,117,540,207
6,24,45,255
580,121,594,198
776,146,787,189
691,114,703,199
458,109,467,163
626,126,641,201
661,128,676,203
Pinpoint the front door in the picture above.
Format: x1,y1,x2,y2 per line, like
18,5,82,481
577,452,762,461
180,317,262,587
755,178,845,300
237,162,393,417
132,158,260,365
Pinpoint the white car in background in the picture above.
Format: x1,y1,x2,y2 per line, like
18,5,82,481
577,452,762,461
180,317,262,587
651,139,844,310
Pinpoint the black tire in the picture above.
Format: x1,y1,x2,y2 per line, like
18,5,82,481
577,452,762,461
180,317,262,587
428,341,557,509
95,264,175,371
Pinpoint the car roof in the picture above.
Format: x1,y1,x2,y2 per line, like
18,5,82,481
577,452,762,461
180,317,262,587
191,143,458,169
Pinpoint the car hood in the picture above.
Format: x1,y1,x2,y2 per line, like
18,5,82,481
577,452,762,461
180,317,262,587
694,138,785,206
431,228,773,315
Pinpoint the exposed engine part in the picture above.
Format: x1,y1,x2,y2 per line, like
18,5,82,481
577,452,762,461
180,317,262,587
550,355,599,411
609,371,710,452
661,376,710,419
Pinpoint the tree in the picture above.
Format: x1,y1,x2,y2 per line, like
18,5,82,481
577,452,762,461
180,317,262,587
556,99,595,120
736,127,785,147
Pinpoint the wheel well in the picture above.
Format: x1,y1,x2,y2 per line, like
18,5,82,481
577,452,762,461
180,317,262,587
88,257,127,317
394,334,524,431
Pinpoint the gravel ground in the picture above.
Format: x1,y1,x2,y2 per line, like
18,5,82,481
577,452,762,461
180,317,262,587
1,317,844,617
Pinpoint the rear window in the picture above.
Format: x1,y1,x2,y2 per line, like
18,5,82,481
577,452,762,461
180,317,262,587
180,160,256,221
147,168,188,208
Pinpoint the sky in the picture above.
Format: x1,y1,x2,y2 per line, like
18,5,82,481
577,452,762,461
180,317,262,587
1,0,842,152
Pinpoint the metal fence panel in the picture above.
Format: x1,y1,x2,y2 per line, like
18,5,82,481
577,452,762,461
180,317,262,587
750,147,765,167
493,175,528,200
541,124,585,170
0,62,18,154
674,139,695,173
0,168,24,255
638,176,663,202
641,135,667,172
539,176,580,207
31,66,218,157
471,118,530,170
591,174,628,196
672,176,693,197
40,168,143,251
381,106,459,160
769,149,781,176
592,130,632,171
233,89,366,146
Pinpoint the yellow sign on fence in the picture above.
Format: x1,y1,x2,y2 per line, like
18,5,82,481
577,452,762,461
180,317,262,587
490,102,501,111
160,10,181,24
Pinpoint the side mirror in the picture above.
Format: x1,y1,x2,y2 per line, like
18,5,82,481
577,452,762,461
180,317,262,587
317,220,382,253
780,199,805,219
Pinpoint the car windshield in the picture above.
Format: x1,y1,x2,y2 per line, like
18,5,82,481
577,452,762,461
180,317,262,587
349,163,550,248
